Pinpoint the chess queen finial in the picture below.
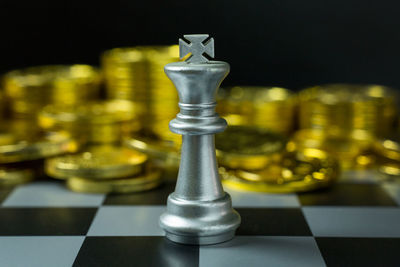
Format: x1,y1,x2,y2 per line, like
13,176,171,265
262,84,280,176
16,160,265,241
179,34,215,63
159,34,241,245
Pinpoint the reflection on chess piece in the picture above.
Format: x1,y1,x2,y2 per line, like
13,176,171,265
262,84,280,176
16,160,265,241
159,34,241,245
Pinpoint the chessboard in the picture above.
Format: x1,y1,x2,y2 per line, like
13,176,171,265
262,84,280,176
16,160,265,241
0,170,399,267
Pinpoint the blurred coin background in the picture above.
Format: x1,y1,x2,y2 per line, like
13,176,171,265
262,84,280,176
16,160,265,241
1,0,400,193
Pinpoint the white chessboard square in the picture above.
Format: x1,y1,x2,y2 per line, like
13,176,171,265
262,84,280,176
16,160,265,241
303,207,400,237
382,181,400,205
200,236,325,267
2,181,105,207
87,206,165,236
0,236,84,267
225,188,300,208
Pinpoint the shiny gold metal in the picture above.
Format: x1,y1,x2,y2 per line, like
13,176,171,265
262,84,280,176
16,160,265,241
298,84,397,138
221,148,339,193
38,100,140,144
0,167,36,186
102,46,180,139
66,168,162,194
375,136,400,162
217,86,296,135
3,65,101,116
374,136,400,177
0,90,5,121
216,126,286,170
289,128,374,169
45,146,148,180
0,120,78,163
378,162,400,177
0,133,16,146
125,133,181,170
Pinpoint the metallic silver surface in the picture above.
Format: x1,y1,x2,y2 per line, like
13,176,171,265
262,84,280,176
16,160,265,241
159,34,241,245
179,34,214,63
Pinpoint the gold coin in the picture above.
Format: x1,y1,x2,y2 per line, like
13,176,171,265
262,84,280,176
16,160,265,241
101,46,179,103
0,90,5,121
374,136,400,162
38,100,141,144
4,65,101,116
374,136,400,177
221,148,339,193
289,128,374,169
216,126,286,170
217,86,296,135
0,167,36,186
125,133,181,170
298,84,397,138
39,99,139,126
0,133,16,146
101,46,181,136
150,119,181,145
45,146,148,180
354,152,376,168
0,121,78,163
66,168,162,194
378,162,400,177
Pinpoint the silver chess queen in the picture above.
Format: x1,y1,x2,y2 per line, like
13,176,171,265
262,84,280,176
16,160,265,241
159,34,241,245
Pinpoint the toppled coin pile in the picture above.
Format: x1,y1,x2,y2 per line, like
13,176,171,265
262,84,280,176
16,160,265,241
0,62,163,193
39,99,163,193
216,126,339,193
0,116,79,187
46,146,161,193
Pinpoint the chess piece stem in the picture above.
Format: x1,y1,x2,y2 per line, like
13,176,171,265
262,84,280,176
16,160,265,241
176,135,224,200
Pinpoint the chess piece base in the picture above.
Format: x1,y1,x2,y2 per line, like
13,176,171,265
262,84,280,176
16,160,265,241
160,192,241,245
165,230,236,245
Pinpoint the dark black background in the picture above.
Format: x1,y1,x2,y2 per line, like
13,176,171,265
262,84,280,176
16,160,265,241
1,0,399,90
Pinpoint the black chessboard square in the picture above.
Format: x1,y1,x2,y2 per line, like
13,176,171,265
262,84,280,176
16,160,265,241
316,237,400,267
236,208,312,236
104,182,175,205
298,183,397,206
0,208,97,236
73,236,199,267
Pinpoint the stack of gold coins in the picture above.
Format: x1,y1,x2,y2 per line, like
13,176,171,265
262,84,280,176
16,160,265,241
0,119,78,186
288,129,374,169
217,87,296,135
216,126,286,170
45,145,162,193
295,84,398,169
3,65,101,117
125,132,181,173
0,90,5,121
374,136,400,177
298,84,397,137
38,100,140,145
216,125,339,193
101,46,180,143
